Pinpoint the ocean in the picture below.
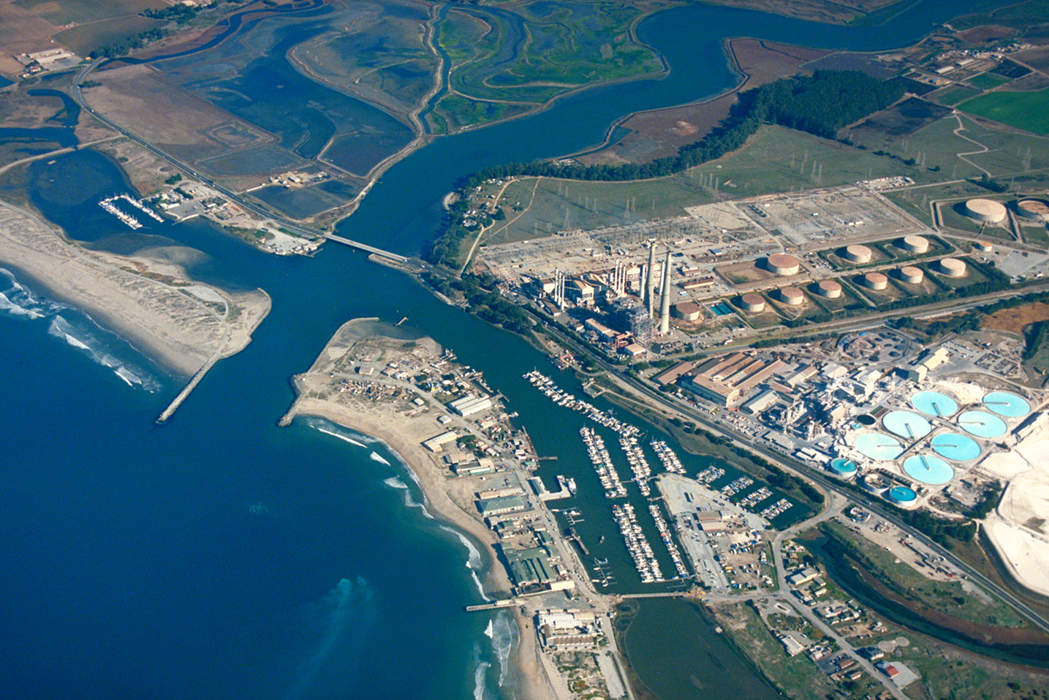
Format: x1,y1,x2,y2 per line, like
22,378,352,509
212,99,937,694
0,1,1013,698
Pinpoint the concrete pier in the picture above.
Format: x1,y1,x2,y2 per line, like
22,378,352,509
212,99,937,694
156,356,219,423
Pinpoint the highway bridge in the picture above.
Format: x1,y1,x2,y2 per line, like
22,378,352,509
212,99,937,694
324,233,408,263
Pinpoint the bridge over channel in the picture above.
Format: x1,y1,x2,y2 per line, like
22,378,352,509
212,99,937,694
324,233,409,264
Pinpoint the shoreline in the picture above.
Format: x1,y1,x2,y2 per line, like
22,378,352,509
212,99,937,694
280,395,556,700
0,197,271,377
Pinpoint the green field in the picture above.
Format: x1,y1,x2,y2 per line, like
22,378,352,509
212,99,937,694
849,112,1049,182
434,1,662,129
968,72,1011,90
960,89,1049,135
932,84,981,106
53,15,161,56
434,94,533,131
15,0,162,25
484,125,927,242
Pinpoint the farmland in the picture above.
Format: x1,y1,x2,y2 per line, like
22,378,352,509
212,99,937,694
959,89,1049,135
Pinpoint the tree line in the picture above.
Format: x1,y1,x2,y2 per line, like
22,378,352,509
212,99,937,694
429,70,906,266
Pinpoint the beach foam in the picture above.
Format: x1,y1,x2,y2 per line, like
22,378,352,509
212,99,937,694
47,315,161,392
440,524,490,602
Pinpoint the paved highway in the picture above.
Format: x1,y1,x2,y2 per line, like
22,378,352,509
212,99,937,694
527,300,1049,637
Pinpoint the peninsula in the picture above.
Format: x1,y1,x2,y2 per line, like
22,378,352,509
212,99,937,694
0,198,270,377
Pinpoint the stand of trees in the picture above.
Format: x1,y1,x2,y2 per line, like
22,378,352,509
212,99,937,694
429,71,905,266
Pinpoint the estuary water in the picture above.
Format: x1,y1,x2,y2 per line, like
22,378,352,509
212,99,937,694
0,2,1016,698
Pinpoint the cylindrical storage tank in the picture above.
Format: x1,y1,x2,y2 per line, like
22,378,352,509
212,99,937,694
900,235,929,254
1016,199,1049,223
897,265,924,284
778,286,805,305
843,244,873,263
765,253,800,277
938,257,967,278
829,458,858,479
862,272,888,290
862,472,889,494
973,240,993,253
964,198,1007,223
740,293,766,313
886,486,919,508
814,280,843,298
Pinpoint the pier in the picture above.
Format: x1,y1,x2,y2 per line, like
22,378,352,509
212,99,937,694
465,599,521,612
156,355,219,424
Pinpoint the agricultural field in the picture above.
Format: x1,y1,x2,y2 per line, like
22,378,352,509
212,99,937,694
54,16,164,57
844,97,952,149
968,71,1011,90
959,89,1049,135
930,84,981,107
485,125,928,243
13,0,163,26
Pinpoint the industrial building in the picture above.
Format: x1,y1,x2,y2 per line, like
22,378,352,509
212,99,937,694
682,352,787,407
423,430,459,452
449,394,495,416
503,545,554,588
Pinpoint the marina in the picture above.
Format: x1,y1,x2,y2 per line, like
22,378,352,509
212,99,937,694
651,439,686,474
524,370,639,437
97,193,165,230
580,426,627,499
619,435,654,497
612,502,665,584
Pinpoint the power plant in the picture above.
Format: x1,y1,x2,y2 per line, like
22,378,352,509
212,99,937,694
645,242,657,319
659,249,672,336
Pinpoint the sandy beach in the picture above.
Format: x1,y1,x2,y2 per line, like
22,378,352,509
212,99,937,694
280,395,556,700
0,197,270,375
280,318,562,700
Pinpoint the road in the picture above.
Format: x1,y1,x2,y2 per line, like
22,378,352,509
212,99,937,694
70,61,410,264
527,298,1049,637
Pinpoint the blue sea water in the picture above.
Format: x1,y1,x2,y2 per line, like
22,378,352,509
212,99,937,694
0,2,1016,698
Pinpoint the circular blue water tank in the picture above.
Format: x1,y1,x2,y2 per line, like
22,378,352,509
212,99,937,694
888,486,917,504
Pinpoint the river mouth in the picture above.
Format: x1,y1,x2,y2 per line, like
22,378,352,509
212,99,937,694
0,0,1037,698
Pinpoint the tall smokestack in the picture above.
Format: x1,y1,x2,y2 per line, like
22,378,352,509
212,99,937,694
659,249,672,336
646,242,656,318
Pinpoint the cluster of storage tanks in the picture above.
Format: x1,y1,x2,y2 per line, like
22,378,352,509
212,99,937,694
962,197,1049,225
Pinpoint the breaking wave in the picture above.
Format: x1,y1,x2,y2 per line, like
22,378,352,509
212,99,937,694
369,451,390,466
439,524,490,603
0,268,64,320
303,417,368,447
47,316,161,392
490,611,516,688
0,267,161,392
382,476,434,520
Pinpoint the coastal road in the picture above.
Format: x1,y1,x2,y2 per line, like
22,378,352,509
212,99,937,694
526,303,1049,637
70,61,409,264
